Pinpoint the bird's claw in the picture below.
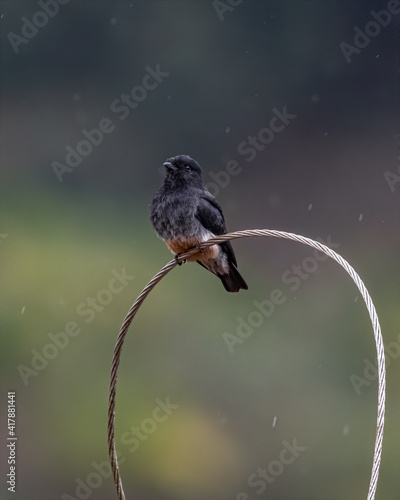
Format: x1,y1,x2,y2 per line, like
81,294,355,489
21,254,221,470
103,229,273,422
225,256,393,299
175,254,186,266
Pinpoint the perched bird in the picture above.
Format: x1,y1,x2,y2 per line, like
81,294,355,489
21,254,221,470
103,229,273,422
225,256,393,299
150,154,248,292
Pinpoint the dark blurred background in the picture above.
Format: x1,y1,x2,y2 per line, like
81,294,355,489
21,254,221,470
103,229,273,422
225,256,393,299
1,1,399,499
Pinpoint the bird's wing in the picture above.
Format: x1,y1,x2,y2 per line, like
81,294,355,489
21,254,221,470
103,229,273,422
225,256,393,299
195,191,237,266
195,191,227,235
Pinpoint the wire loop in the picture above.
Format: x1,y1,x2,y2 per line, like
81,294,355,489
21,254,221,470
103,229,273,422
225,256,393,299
108,229,385,500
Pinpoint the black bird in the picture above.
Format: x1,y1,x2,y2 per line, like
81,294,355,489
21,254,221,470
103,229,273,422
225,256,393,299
150,155,248,292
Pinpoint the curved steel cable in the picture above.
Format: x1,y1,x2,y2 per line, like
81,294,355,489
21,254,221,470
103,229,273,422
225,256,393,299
108,229,385,500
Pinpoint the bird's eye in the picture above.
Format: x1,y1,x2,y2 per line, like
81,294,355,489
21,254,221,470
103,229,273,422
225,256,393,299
185,165,191,171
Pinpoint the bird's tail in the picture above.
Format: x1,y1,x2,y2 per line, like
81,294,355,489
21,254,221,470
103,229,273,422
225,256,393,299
218,263,248,293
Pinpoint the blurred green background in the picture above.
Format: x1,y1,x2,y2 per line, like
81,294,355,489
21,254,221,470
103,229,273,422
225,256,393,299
1,1,399,499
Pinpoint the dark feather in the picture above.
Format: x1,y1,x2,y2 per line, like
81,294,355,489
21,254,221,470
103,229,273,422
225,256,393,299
195,193,227,235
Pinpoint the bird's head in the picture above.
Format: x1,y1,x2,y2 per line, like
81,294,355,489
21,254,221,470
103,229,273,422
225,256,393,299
163,155,203,188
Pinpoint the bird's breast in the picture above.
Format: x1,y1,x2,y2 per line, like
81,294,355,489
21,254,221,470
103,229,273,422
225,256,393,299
165,234,220,262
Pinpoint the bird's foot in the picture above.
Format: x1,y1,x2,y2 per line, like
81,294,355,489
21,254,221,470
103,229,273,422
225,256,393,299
175,254,186,266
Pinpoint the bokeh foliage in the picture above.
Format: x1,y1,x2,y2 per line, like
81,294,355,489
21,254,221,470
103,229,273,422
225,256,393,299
1,1,399,499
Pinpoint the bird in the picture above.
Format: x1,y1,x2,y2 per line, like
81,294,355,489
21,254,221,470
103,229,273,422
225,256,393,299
150,154,248,292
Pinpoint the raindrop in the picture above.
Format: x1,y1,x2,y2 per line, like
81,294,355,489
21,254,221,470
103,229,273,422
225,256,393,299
269,194,280,207
311,94,320,104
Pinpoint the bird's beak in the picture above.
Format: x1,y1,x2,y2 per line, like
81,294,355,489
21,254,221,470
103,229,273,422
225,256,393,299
163,161,177,172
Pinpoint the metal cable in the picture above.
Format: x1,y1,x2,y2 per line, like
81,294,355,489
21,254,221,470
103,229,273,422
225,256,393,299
108,229,385,500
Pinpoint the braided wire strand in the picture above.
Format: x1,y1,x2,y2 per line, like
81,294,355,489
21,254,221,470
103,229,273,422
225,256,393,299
108,229,385,500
